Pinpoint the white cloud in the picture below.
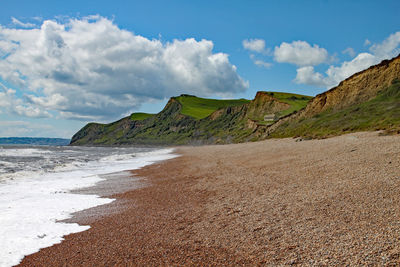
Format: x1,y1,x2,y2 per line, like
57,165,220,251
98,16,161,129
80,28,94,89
342,47,355,57
243,39,272,68
294,66,327,87
0,83,51,118
295,53,379,88
364,39,371,46
274,40,329,66
0,40,18,58
0,16,248,121
253,59,272,68
242,38,267,54
11,17,36,28
294,32,400,89
249,54,271,68
324,53,378,86
370,31,400,59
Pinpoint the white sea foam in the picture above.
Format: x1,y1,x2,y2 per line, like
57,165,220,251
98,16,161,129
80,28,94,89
0,148,51,157
0,147,177,267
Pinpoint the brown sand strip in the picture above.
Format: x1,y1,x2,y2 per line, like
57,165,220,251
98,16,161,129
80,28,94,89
19,132,400,266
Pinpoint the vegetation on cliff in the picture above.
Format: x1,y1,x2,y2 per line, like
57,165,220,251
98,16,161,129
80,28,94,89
269,79,400,138
70,92,310,145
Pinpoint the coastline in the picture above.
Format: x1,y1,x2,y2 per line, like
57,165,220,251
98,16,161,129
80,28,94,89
19,132,400,266
0,147,177,267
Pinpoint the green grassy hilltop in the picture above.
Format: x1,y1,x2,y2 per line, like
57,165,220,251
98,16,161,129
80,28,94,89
175,95,250,119
130,112,155,121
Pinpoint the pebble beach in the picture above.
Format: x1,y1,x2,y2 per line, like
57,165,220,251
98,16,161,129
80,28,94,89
18,132,400,266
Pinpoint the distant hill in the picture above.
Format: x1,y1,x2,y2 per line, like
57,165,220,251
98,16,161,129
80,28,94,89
70,92,311,145
0,137,71,146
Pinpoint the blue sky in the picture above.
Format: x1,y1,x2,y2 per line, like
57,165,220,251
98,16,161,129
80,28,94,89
0,0,399,138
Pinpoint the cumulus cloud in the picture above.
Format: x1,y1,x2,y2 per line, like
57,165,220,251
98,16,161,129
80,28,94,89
243,39,272,68
294,32,400,89
295,53,379,88
242,39,268,54
324,53,378,85
0,16,248,121
294,66,327,87
274,41,329,66
11,17,36,28
0,83,51,118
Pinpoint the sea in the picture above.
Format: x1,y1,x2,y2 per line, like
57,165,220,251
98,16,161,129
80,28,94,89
0,145,177,267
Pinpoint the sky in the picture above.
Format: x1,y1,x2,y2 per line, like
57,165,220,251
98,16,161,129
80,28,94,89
0,0,399,138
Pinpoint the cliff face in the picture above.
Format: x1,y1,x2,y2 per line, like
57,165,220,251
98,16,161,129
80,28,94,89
246,92,290,120
209,92,289,121
70,91,306,146
301,55,400,117
258,54,400,138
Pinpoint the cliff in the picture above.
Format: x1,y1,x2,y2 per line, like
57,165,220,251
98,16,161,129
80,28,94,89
70,91,311,145
259,54,400,138
299,55,400,117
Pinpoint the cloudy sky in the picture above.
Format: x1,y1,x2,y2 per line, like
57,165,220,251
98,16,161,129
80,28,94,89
0,0,399,138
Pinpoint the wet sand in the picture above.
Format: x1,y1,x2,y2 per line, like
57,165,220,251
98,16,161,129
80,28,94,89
19,132,400,266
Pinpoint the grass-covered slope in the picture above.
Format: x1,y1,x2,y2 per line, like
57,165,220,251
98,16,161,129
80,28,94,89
270,79,400,138
130,112,154,121
175,95,250,119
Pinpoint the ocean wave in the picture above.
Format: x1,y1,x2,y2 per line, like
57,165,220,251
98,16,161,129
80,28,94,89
0,146,178,267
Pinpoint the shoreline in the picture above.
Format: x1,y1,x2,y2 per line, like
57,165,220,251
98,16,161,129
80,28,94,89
19,132,400,266
62,170,149,226
0,147,177,267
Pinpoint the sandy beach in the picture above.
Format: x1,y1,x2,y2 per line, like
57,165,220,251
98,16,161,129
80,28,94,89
18,131,400,266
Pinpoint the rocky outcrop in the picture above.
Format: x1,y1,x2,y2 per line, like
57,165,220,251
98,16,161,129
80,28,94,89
246,91,290,120
209,105,246,121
